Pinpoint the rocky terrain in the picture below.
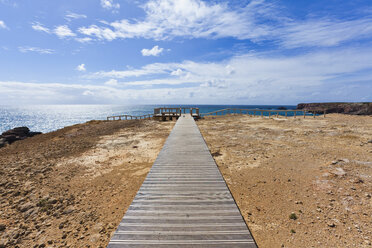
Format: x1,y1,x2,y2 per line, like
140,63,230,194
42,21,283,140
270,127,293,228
0,119,174,247
0,127,42,148
297,102,372,115
198,114,372,248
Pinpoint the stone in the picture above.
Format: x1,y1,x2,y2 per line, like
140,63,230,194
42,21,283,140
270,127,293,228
328,223,336,228
89,234,100,243
2,127,29,137
62,206,74,215
0,138,7,148
2,135,17,144
28,132,42,137
296,102,372,115
332,168,346,177
0,127,42,146
19,202,34,212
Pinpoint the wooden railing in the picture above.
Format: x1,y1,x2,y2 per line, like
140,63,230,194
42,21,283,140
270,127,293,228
200,108,326,118
154,107,200,116
107,114,154,121
107,108,326,121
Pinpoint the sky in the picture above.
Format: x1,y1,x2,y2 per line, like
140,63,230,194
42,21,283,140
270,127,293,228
0,0,372,105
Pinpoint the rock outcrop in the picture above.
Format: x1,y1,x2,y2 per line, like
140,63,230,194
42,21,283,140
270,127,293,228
297,102,372,115
0,127,42,148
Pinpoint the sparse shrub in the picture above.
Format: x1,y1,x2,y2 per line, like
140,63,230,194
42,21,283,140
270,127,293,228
290,229,296,233
37,198,53,212
289,213,297,220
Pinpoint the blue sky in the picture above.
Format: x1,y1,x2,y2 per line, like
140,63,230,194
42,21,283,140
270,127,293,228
0,0,371,105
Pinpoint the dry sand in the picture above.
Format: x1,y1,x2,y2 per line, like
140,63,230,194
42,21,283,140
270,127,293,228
0,119,174,247
197,114,372,248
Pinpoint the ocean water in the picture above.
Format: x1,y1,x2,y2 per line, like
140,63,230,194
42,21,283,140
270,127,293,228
0,105,296,133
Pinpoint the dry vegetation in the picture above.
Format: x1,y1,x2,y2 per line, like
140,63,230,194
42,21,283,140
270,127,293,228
1,113,371,248
0,119,174,247
198,114,372,248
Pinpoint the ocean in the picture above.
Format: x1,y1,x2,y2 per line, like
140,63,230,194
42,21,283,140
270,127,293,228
0,105,297,133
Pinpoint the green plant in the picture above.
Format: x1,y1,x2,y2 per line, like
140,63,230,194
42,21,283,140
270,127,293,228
37,199,53,212
289,213,298,220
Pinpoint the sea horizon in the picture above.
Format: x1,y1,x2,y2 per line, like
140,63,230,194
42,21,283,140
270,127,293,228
0,104,297,133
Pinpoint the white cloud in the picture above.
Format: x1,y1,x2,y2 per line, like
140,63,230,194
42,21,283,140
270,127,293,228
79,0,274,41
65,11,87,21
141,45,164,56
54,25,76,38
18,46,55,54
78,25,117,41
100,0,120,10
0,0,17,7
104,79,118,86
171,68,183,76
3,46,372,105
82,90,94,96
280,18,372,48
87,62,180,79
76,64,86,72
81,46,372,104
0,20,8,29
75,0,372,49
31,22,50,33
75,37,92,43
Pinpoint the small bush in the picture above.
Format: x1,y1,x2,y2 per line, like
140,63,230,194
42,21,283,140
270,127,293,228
289,213,297,220
37,199,53,212
290,229,296,234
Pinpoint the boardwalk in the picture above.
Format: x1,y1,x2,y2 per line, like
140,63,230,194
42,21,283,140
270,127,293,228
107,114,257,247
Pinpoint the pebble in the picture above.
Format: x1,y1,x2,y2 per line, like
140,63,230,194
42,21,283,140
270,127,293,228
328,223,336,228
62,206,75,215
19,202,34,212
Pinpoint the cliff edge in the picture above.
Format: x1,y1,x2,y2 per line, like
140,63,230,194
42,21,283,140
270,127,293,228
297,102,372,115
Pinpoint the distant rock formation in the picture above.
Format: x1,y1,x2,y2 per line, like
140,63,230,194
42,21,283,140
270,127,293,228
297,102,372,115
0,127,42,148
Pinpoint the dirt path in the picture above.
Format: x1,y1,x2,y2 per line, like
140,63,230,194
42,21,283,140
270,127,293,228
197,114,372,248
0,119,174,247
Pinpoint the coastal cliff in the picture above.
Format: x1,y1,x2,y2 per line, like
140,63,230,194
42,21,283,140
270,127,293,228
297,102,372,115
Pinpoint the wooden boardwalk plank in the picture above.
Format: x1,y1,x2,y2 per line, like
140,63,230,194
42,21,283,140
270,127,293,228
107,114,257,248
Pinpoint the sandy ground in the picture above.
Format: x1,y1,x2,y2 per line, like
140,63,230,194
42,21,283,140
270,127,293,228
198,114,372,248
0,119,174,247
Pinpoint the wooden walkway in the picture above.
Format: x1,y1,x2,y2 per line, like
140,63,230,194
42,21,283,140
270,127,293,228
107,114,257,247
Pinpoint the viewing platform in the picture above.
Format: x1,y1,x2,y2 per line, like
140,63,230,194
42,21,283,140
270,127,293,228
153,107,200,121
